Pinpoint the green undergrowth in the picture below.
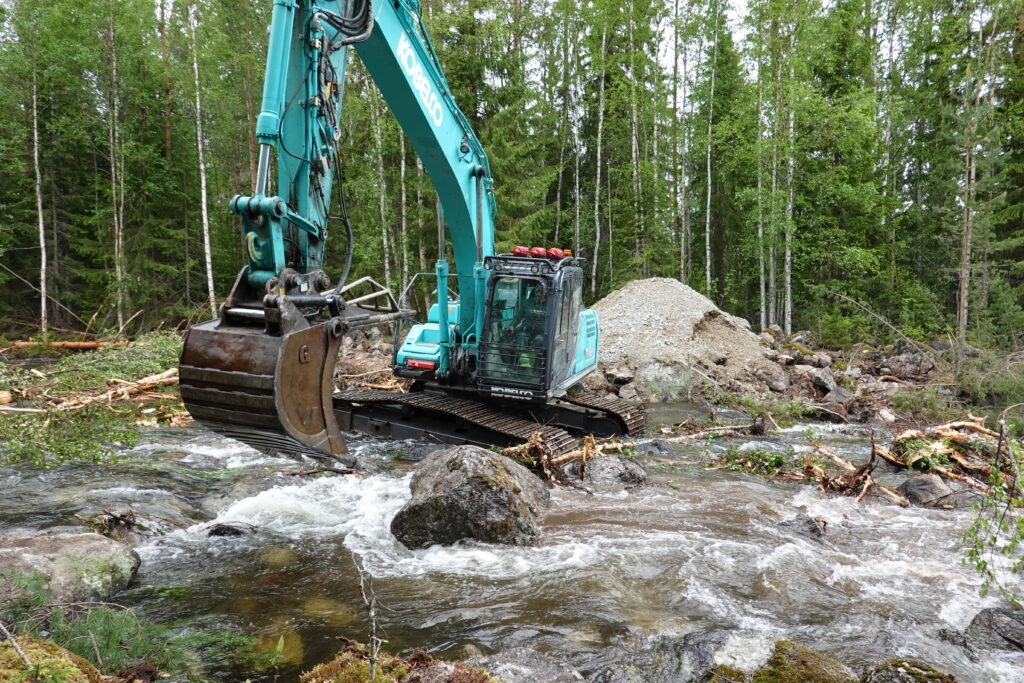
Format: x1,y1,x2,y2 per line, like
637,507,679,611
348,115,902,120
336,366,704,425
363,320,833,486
717,445,797,477
0,332,183,467
716,393,810,427
0,568,278,680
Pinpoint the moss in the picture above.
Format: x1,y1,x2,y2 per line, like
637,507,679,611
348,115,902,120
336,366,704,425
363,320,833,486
752,641,854,683
300,639,497,683
783,343,815,357
705,664,748,682
860,658,956,683
0,635,103,683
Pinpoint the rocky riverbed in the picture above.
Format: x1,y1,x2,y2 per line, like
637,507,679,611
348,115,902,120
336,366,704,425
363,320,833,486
2,415,1023,681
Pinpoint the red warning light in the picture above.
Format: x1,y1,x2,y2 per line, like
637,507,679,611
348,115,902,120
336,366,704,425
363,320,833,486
547,248,564,260
529,247,547,258
511,245,529,257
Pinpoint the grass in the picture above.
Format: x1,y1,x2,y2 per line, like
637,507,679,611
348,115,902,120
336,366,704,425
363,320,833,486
0,332,184,467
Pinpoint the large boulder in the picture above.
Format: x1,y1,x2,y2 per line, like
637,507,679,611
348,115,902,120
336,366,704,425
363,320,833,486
467,648,583,682
390,446,550,549
588,631,732,683
0,529,140,606
967,607,1024,651
898,474,953,507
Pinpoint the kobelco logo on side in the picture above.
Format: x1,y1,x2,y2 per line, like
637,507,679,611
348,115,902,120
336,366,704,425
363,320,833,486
398,34,444,128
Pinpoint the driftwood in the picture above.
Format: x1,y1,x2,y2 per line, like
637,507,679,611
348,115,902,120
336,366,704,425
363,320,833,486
876,414,1006,493
813,442,909,507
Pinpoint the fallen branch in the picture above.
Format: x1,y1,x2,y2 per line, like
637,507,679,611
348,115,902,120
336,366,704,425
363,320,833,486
52,368,179,411
0,620,31,668
7,340,131,350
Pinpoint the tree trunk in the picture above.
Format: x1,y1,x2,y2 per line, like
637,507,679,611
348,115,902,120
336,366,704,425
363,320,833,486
673,0,681,280
755,64,766,332
957,141,975,344
783,54,795,336
704,0,720,296
32,69,47,337
191,3,216,318
159,0,172,163
373,102,392,286
107,11,125,331
591,23,608,296
629,3,642,268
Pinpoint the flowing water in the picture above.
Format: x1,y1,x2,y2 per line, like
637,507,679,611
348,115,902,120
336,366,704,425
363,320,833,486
4,408,1023,682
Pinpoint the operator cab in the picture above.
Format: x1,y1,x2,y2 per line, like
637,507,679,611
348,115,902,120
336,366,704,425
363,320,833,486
476,248,598,402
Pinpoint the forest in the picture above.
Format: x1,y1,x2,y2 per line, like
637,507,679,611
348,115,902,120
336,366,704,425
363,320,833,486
0,0,1020,350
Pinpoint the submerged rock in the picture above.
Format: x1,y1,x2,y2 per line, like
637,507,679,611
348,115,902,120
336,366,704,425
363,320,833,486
467,647,583,682
776,513,827,543
897,474,952,507
967,607,1024,651
0,529,140,605
860,658,956,683
563,455,647,491
751,640,855,682
589,631,731,683
390,446,550,549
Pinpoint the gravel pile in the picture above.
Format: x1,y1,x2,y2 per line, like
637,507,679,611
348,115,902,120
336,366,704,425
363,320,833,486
588,278,785,399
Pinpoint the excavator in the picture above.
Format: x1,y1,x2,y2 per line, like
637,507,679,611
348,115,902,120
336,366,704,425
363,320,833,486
178,0,644,462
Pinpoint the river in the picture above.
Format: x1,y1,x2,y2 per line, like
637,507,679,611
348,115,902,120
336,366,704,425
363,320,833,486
3,407,1022,681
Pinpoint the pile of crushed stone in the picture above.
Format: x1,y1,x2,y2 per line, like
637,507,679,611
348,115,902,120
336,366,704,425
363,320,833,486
586,278,785,399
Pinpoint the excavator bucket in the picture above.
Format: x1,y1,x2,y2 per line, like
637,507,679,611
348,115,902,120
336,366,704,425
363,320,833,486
179,318,347,460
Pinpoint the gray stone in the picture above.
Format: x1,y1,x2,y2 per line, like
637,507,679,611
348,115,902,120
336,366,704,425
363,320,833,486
814,352,834,368
823,386,852,406
786,331,815,347
967,608,1024,651
794,363,816,375
407,443,445,461
811,367,838,392
776,513,826,542
759,332,778,347
842,366,863,379
776,354,795,365
467,647,583,682
755,364,789,393
633,439,674,457
618,382,640,402
897,474,953,507
390,446,550,549
605,365,635,385
861,659,956,682
563,455,647,491
0,530,140,605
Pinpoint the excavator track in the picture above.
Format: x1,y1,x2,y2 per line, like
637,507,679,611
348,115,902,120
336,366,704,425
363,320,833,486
334,390,579,456
563,390,646,437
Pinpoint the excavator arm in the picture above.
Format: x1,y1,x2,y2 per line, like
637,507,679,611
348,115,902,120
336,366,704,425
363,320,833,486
179,0,496,460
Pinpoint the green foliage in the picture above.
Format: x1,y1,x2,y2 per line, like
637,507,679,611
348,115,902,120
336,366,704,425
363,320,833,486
956,355,1024,407
963,436,1024,606
892,388,958,423
718,445,792,477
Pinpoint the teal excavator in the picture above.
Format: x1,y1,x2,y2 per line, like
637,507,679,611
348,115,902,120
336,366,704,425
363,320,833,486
179,0,643,462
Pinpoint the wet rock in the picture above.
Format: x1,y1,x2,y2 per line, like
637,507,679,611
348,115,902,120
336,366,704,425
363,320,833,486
860,658,956,683
776,513,826,542
897,474,952,507
966,607,1024,651
563,455,647,491
467,647,583,682
590,631,731,683
0,635,102,683
206,522,256,537
0,530,140,605
936,628,979,662
756,364,790,393
618,382,640,402
390,446,550,549
407,443,445,461
633,439,674,457
751,640,854,682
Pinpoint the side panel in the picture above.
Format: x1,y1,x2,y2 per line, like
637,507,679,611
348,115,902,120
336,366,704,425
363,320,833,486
573,309,599,376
